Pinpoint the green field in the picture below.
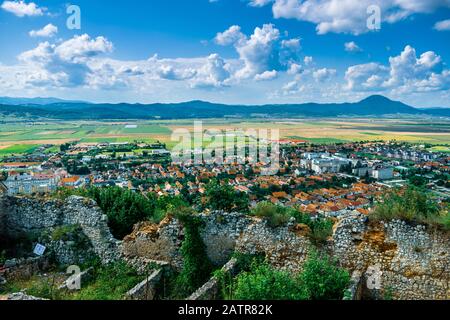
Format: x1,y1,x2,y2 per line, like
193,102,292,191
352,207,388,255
0,144,39,156
0,118,449,155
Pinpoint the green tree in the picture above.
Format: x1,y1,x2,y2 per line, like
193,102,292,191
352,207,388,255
204,180,249,213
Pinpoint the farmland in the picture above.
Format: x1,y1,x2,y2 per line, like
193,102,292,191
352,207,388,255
0,118,449,156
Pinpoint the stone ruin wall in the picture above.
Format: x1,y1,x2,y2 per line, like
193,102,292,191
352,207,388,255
1,195,448,300
0,195,119,264
122,210,450,300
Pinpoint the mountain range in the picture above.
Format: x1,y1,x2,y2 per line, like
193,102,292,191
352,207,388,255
0,95,449,120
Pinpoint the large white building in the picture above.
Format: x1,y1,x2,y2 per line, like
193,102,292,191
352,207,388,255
309,156,351,174
372,167,394,180
4,172,58,195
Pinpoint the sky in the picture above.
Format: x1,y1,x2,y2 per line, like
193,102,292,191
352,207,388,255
0,0,449,107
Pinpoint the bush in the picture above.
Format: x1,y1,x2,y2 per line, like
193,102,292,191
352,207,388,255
300,251,350,300
251,203,334,243
219,251,350,300
233,261,306,300
54,187,157,239
371,187,447,229
250,201,291,228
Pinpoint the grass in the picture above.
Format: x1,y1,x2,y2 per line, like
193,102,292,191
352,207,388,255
0,261,146,301
0,144,39,156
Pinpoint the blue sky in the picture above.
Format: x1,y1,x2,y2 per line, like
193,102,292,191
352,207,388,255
0,0,449,107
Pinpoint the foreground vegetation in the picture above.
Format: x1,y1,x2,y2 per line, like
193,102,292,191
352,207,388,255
371,187,449,231
0,260,145,300
216,252,350,300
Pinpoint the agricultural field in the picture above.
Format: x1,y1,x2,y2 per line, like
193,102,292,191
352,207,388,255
0,118,449,155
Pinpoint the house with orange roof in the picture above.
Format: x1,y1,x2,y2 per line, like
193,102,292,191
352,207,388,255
60,176,84,188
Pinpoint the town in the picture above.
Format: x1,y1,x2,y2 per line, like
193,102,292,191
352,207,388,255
1,139,449,217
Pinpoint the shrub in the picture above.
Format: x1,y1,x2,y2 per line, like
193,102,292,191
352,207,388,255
308,218,334,245
233,261,306,300
299,251,350,300
54,187,157,239
250,201,291,228
371,187,447,229
219,252,350,301
51,225,81,242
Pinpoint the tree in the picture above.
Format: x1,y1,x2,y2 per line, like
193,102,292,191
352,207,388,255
86,187,156,239
204,180,249,213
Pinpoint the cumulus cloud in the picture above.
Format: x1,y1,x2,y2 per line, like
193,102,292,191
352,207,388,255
345,62,389,91
191,54,231,88
1,0,44,17
29,24,58,38
250,0,450,35
215,24,302,80
313,68,337,82
345,45,449,93
344,41,362,52
54,34,113,63
157,65,197,81
215,25,246,46
255,70,278,81
434,19,450,31
18,34,114,87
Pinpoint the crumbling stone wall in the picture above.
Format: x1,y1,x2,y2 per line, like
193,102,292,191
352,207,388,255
122,211,312,272
332,213,450,300
122,210,449,300
0,195,119,264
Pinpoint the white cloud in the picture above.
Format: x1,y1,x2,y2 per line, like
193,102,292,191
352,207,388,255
54,34,113,63
18,34,114,87
216,24,302,80
345,45,449,93
304,56,313,66
248,0,273,7
1,0,43,17
344,41,362,52
434,19,450,31
255,70,278,81
313,67,336,82
254,0,450,35
29,24,58,38
191,54,231,88
214,25,246,46
157,65,196,81
344,62,389,91
287,62,302,75
281,38,301,50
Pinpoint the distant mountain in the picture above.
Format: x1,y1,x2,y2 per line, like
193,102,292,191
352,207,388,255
0,97,88,105
0,95,448,120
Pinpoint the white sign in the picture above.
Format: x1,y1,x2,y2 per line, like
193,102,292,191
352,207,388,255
33,243,46,256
